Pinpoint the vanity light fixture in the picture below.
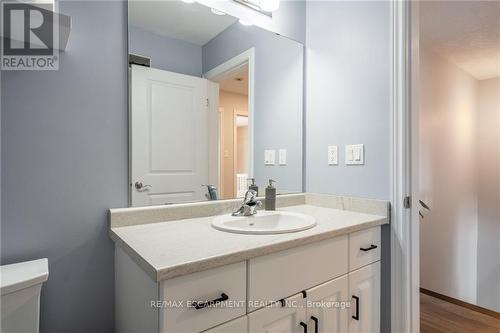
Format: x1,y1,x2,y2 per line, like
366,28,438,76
210,8,226,15
233,0,279,16
239,19,253,26
259,0,280,12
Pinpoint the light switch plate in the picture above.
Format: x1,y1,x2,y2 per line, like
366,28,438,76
346,144,364,165
265,150,276,165
279,149,287,165
328,146,338,165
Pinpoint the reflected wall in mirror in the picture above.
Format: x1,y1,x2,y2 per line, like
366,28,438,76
128,0,303,206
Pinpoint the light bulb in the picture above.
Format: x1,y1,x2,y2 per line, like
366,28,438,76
259,0,280,12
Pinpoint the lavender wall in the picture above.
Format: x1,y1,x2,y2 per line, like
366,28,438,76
203,23,304,193
129,25,202,76
305,1,392,200
0,1,306,332
1,1,128,332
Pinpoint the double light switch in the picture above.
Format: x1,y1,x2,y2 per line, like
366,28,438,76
327,144,364,165
346,144,364,165
265,149,287,165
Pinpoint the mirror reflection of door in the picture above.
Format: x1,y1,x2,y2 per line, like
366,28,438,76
127,1,304,207
129,65,219,206
216,65,250,199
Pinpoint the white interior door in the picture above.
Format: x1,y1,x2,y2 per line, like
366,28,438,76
130,65,211,206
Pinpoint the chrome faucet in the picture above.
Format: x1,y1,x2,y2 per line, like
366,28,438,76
232,189,262,216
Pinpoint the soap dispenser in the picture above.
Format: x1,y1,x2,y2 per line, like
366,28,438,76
265,179,276,211
248,178,259,196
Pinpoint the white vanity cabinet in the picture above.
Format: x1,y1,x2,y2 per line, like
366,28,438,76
115,226,382,333
307,275,349,333
348,262,381,333
248,293,306,333
202,316,248,333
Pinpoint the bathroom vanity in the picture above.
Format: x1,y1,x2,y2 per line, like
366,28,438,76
110,193,389,333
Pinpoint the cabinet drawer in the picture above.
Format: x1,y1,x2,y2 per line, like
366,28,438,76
160,262,246,333
202,316,248,333
248,236,348,310
349,227,381,271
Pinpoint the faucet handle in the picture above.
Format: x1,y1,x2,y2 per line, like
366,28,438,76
243,189,258,203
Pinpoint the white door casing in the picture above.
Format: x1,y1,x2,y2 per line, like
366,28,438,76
207,81,220,190
204,48,255,180
130,65,213,206
391,1,420,332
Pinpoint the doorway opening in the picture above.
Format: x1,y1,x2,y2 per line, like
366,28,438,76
416,1,500,331
205,49,255,199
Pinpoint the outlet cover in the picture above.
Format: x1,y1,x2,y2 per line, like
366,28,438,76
265,150,276,165
328,146,338,165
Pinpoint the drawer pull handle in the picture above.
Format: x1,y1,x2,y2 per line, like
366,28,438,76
352,295,360,320
299,321,308,333
192,293,228,310
311,316,319,333
360,244,377,252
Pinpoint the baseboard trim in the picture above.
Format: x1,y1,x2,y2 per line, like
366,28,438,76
420,288,500,319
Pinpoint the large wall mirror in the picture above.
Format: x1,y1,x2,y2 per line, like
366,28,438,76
128,1,303,206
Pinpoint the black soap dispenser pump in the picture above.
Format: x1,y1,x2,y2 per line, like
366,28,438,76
248,178,259,196
265,179,276,211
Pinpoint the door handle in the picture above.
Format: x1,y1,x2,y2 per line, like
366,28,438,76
310,316,319,333
352,295,360,320
299,322,308,333
134,181,152,191
419,200,431,210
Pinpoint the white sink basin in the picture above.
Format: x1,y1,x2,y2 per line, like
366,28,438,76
211,211,316,235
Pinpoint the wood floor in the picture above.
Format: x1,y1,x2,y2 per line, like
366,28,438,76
421,293,500,333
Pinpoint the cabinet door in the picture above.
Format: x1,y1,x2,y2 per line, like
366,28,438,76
348,262,380,333
306,275,349,333
203,316,248,333
248,293,306,333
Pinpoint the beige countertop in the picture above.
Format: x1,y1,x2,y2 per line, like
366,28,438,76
110,203,388,282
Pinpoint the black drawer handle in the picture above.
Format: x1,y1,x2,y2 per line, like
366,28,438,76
311,316,319,333
299,321,308,333
192,293,228,310
360,244,377,252
352,295,359,320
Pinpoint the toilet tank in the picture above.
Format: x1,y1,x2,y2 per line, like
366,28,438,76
1,259,49,333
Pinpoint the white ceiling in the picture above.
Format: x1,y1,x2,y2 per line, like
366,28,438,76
420,1,500,80
218,64,249,95
129,1,238,46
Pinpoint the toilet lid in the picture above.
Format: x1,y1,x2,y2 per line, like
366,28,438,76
1,258,49,295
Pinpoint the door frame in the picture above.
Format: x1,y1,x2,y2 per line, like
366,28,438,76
204,48,255,180
233,110,249,196
391,1,420,332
